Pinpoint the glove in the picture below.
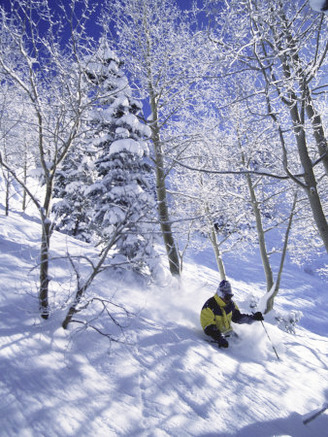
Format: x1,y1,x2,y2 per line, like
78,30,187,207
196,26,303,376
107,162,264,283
253,311,264,321
205,325,229,348
217,335,229,348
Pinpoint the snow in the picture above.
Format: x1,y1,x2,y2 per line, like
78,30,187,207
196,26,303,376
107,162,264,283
0,202,327,436
110,138,147,157
310,0,328,12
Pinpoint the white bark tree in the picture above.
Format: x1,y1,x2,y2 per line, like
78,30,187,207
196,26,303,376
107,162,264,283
0,0,102,318
105,0,211,276
172,97,297,297
169,108,255,279
0,83,37,214
203,0,328,254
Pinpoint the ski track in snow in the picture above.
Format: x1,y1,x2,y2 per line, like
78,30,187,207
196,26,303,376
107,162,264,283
0,208,327,436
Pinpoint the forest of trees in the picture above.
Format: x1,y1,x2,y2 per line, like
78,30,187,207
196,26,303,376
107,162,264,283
0,0,327,323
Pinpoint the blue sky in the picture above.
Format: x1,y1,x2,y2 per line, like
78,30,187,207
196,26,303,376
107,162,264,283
0,0,201,40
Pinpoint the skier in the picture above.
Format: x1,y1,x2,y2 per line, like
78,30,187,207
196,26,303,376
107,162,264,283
200,279,264,348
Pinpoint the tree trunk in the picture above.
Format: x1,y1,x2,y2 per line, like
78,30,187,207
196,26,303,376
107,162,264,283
289,104,328,253
154,142,180,276
239,146,274,291
305,100,328,177
208,225,226,280
149,100,180,276
264,192,297,314
22,145,28,211
246,172,274,291
276,8,328,178
62,235,118,329
39,181,54,319
1,139,10,216
39,218,51,319
274,13,328,253
4,173,10,216
62,284,86,329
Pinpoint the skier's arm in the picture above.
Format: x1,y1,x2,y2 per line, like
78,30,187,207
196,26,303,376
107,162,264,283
232,308,255,324
232,304,263,324
204,325,229,348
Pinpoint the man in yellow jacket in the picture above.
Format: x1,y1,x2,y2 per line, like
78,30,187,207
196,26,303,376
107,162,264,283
200,279,263,348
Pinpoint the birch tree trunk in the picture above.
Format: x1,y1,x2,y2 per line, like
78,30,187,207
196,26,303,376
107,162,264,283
208,225,226,280
272,4,328,253
39,218,51,318
245,173,274,291
263,192,298,314
149,102,180,276
288,102,328,252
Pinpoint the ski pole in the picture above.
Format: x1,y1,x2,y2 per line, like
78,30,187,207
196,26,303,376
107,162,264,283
261,320,281,361
303,403,328,425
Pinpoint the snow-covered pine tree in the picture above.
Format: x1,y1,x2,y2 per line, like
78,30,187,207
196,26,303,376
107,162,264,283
84,38,157,274
52,143,96,243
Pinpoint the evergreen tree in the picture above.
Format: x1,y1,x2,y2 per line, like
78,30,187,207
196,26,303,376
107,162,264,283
52,143,96,243
84,38,157,273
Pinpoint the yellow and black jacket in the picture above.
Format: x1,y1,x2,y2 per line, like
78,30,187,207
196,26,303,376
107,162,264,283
200,294,255,336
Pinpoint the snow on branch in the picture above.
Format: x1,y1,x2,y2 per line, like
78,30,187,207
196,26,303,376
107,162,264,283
310,0,328,13
173,158,305,181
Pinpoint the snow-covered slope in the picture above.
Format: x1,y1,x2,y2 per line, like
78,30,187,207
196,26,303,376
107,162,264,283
0,207,327,436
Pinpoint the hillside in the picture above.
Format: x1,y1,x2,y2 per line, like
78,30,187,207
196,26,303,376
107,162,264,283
0,206,327,436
